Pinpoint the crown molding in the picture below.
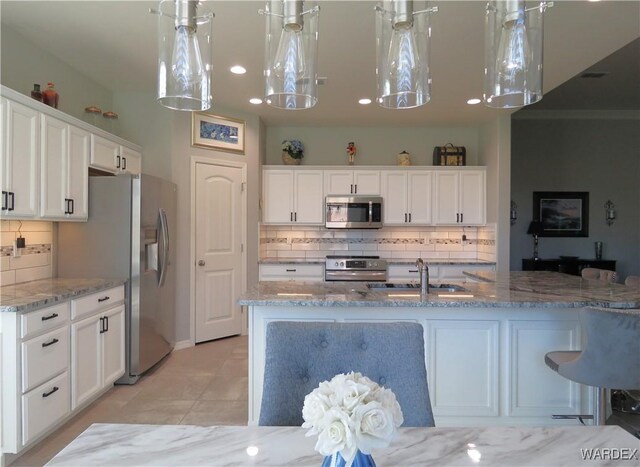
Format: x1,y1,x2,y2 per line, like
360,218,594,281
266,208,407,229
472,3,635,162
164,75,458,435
512,109,640,120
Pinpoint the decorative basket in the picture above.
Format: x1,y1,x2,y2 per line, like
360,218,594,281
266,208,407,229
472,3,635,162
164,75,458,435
282,152,301,165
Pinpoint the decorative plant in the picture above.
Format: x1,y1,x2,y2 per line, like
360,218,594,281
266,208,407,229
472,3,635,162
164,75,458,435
282,139,304,159
302,372,403,467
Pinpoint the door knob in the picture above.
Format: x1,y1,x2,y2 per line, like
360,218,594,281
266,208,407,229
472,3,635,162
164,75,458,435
198,260,205,266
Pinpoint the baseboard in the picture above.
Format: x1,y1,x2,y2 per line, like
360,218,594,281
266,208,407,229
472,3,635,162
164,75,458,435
173,339,193,351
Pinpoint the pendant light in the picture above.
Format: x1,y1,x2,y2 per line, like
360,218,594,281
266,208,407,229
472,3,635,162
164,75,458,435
260,0,320,110
151,0,214,111
484,1,552,108
375,0,437,109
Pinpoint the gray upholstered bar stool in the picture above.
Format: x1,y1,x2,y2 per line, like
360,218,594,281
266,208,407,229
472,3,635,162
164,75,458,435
545,307,640,425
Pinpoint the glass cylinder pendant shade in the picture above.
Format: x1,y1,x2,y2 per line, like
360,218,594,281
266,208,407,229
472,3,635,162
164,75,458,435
157,0,213,111
376,0,433,109
484,1,549,108
264,0,319,110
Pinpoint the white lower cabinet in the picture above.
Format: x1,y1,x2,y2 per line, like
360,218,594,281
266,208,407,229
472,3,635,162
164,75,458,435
259,264,324,281
22,371,70,446
71,303,125,409
387,264,494,283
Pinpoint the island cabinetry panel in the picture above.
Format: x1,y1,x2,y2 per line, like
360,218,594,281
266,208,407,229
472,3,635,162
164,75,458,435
1,98,39,218
324,170,381,195
263,169,324,225
433,170,485,225
259,264,324,281
40,115,89,220
381,171,433,225
426,320,499,417
508,320,582,417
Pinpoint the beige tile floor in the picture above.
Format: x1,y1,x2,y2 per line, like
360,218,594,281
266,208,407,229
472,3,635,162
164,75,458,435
12,335,248,467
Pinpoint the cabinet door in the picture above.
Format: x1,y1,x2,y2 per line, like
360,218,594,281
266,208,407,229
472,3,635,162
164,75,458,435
120,146,141,175
71,315,102,409
0,97,5,202
380,171,407,225
67,126,90,220
433,171,459,225
353,171,381,195
90,134,119,173
294,170,324,224
39,115,68,218
324,170,353,195
459,170,485,225
262,170,294,223
4,100,39,217
407,171,432,225
102,305,125,388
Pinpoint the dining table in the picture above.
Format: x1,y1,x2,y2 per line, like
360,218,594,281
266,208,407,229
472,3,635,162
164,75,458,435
45,423,639,466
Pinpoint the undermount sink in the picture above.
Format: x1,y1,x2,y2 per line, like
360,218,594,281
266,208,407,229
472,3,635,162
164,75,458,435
367,283,467,292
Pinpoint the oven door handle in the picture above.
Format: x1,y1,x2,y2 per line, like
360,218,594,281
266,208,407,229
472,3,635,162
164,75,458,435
368,201,373,225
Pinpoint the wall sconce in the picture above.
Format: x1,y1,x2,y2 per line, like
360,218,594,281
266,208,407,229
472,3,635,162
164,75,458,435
604,200,616,226
510,200,517,225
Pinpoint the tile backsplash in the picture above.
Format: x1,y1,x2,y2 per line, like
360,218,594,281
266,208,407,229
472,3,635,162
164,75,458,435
0,221,53,286
261,224,496,262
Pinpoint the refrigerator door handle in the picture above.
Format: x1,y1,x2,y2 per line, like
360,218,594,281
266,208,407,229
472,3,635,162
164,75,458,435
158,208,170,287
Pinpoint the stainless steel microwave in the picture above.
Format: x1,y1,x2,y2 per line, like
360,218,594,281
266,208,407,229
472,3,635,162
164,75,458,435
325,196,383,229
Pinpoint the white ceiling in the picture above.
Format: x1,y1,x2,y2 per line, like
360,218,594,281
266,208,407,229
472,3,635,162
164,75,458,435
1,0,639,127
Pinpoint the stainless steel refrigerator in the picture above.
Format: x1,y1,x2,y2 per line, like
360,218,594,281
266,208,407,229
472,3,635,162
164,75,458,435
57,174,176,384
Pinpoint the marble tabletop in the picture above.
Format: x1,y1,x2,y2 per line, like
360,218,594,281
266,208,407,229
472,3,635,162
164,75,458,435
238,272,640,309
0,278,125,313
46,423,640,466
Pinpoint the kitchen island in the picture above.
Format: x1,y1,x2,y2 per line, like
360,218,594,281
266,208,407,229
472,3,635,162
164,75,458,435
239,272,640,426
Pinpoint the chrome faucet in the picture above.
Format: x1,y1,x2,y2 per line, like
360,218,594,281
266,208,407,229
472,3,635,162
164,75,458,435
416,258,429,295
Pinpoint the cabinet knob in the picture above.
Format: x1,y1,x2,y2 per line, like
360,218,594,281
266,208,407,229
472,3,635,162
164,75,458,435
198,260,206,266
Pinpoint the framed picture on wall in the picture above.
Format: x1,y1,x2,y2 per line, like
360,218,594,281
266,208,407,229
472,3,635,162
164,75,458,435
533,191,589,237
192,112,245,154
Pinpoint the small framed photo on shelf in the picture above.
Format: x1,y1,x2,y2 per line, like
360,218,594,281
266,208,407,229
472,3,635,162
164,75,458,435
533,191,589,237
192,112,245,154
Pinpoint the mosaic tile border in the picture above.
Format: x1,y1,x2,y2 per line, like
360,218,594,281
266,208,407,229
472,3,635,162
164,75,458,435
261,238,495,246
0,244,52,257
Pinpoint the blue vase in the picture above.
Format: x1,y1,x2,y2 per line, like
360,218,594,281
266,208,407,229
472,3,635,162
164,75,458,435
321,450,376,467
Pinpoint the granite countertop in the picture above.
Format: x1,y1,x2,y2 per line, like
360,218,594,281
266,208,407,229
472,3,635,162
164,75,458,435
46,423,639,466
0,278,126,313
259,257,496,266
238,271,640,309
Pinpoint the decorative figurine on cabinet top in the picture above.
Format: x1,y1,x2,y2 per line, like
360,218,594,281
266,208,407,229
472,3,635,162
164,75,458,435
346,141,357,165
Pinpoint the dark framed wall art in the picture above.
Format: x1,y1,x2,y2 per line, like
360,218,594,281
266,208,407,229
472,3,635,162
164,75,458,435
533,191,589,237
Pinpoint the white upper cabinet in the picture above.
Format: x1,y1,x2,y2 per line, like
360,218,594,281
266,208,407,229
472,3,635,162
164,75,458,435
324,170,380,195
263,169,324,224
90,135,141,175
1,99,39,218
40,115,89,220
433,169,485,225
381,170,432,225
119,146,141,175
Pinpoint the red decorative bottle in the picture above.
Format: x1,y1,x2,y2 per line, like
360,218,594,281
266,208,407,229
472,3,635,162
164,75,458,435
42,82,59,108
30,84,43,102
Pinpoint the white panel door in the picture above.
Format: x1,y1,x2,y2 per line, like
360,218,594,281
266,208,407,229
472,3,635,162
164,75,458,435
262,169,294,223
380,171,407,225
408,171,432,224
294,170,323,224
353,171,381,195
39,115,68,218
459,170,486,225
195,163,244,343
67,126,90,219
102,305,125,387
324,170,354,195
4,100,39,217
433,171,459,225
71,315,102,409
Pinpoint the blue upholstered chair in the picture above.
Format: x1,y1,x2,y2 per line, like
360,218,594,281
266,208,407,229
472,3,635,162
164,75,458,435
545,307,640,425
258,321,435,427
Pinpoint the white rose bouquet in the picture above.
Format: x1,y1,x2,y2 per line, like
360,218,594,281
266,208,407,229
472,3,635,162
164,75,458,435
302,372,404,467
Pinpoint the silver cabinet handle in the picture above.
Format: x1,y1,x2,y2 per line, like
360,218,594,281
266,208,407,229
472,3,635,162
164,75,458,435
198,260,205,266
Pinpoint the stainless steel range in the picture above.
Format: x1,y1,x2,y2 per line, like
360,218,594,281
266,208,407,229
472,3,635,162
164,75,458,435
324,255,387,282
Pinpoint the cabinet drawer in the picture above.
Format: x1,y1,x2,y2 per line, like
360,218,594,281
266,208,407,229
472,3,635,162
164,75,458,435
22,326,69,393
71,286,124,320
22,371,70,446
259,264,323,281
21,302,69,339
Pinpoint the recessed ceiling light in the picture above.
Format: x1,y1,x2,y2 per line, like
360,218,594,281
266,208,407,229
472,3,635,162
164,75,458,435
249,98,263,105
359,98,372,105
467,98,481,105
230,65,247,75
